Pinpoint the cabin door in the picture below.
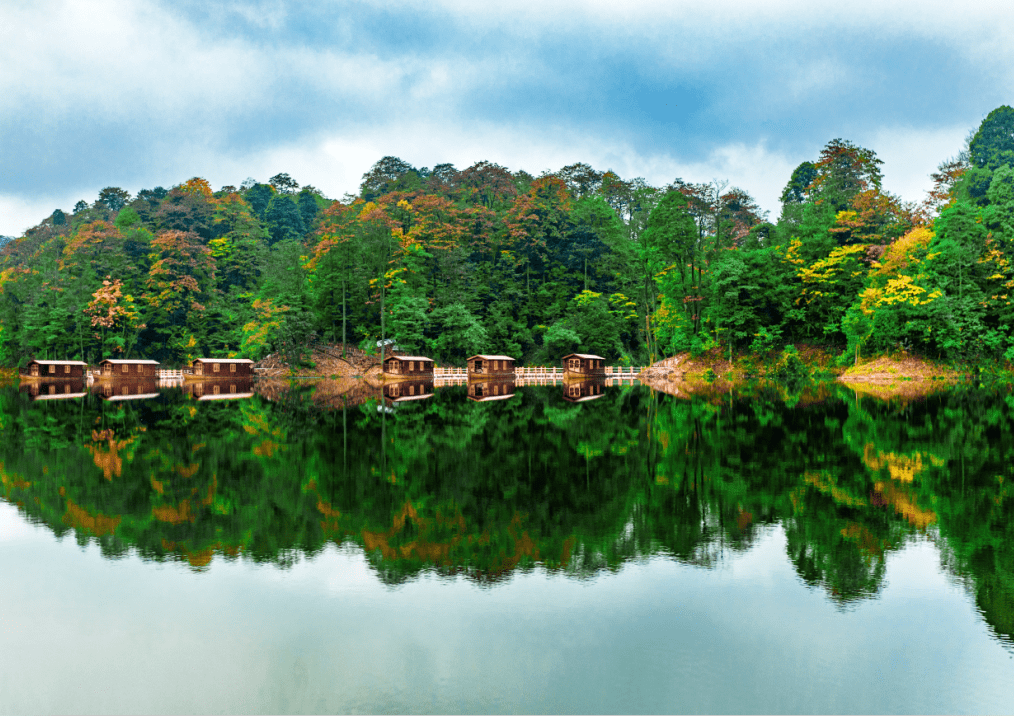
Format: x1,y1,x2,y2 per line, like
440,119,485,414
30,364,38,377
103,364,112,376
195,363,203,376
568,358,581,371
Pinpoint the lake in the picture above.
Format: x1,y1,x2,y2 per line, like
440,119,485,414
1,379,1012,713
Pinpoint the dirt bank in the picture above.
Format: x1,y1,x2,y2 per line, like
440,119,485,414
838,354,960,401
254,344,381,378
637,345,840,398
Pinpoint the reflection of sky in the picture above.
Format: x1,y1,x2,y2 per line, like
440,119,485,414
3,0,1013,234
1,501,1010,713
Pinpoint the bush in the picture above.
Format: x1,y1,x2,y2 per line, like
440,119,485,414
774,345,809,383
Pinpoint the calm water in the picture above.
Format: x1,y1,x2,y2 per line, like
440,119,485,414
1,379,1012,714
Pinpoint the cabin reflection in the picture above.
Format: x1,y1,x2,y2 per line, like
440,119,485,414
383,379,434,403
562,378,606,402
468,380,517,402
20,379,88,400
185,378,255,401
93,379,160,401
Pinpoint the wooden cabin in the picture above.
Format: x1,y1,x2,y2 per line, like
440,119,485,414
21,359,87,379
98,359,160,378
190,358,254,379
563,379,606,403
468,380,517,402
383,355,434,378
384,379,434,402
467,354,516,378
562,353,606,377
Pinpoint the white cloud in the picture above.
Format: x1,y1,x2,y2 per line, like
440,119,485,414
0,191,86,237
1,121,801,235
866,124,969,205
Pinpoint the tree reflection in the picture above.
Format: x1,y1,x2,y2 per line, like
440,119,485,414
0,381,1011,644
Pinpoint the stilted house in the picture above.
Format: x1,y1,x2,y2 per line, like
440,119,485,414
562,379,606,403
98,359,160,379
190,358,254,379
468,380,517,402
21,359,87,379
383,355,434,379
467,355,516,379
562,353,606,377
21,380,87,400
384,379,434,402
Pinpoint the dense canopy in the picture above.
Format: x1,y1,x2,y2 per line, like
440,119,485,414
2,105,1014,368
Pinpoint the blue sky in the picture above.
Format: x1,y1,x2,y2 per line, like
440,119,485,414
2,0,1012,235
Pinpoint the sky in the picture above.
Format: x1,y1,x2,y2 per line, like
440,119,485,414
2,0,1013,236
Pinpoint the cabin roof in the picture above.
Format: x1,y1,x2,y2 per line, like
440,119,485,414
102,393,160,401
100,359,160,365
193,358,254,364
562,353,605,361
467,355,515,361
28,359,88,366
34,392,88,401
197,393,255,401
385,355,433,362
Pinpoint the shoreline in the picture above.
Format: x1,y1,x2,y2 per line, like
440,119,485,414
637,347,969,401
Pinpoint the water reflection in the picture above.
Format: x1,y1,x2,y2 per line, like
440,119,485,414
20,379,88,400
185,378,255,401
562,378,605,402
95,379,160,401
384,379,435,403
0,380,1011,646
468,379,516,402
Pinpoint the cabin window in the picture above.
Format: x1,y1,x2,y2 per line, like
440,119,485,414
213,384,220,395
65,364,70,374
49,384,56,395
230,363,236,373
409,361,415,372
214,363,220,373
122,364,128,374
48,364,56,374
230,384,236,393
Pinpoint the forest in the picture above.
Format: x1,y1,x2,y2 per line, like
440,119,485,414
1,105,1013,368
